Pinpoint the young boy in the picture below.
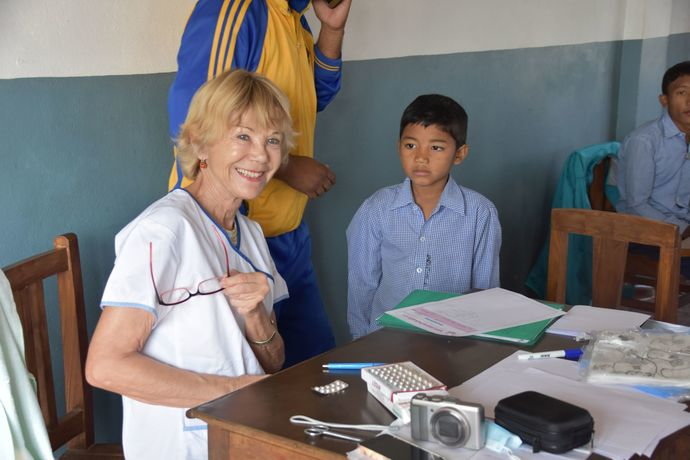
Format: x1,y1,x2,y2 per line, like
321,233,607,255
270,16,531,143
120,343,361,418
346,94,502,339
616,61,690,238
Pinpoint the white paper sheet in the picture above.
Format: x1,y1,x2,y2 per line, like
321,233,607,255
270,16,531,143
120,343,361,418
449,352,690,460
547,305,650,338
384,288,564,337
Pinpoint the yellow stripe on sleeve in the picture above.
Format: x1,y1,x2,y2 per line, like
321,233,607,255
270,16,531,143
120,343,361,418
208,0,236,80
220,0,252,73
314,56,340,72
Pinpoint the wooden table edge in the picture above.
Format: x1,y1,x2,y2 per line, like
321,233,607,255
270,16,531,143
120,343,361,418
189,408,346,460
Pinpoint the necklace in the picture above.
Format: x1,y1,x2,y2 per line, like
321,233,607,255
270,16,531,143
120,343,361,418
225,223,238,246
223,217,237,246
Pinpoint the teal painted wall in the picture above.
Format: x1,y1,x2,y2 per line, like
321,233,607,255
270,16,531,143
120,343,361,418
669,33,690,72
1,35,688,443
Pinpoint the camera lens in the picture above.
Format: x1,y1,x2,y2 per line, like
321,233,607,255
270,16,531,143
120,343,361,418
430,409,470,447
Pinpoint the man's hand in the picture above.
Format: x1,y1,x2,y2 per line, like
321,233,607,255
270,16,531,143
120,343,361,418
221,270,269,316
312,0,352,33
275,155,336,198
313,0,352,59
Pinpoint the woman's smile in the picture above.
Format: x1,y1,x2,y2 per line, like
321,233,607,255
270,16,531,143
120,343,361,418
236,167,266,181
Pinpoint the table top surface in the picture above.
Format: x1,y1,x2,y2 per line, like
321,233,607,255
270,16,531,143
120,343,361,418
190,328,582,456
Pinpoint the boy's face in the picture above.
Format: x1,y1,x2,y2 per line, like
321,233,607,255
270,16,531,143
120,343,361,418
398,123,468,192
660,74,690,134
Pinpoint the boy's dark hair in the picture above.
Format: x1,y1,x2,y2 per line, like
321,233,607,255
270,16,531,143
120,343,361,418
662,61,690,95
399,94,468,148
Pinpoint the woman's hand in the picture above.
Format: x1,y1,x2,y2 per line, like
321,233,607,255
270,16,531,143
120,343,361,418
221,270,270,316
221,271,285,372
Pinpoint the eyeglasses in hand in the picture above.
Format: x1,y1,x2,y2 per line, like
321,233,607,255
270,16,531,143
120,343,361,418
148,230,231,306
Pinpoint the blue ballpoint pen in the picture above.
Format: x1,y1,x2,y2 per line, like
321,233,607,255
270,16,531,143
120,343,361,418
517,348,583,361
321,362,386,370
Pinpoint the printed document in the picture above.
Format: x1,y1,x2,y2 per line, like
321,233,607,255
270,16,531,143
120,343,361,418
384,288,564,337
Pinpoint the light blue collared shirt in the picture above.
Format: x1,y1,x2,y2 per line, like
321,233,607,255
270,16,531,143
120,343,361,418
616,111,690,232
346,177,502,339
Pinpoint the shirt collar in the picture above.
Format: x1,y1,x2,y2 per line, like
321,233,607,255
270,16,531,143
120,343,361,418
661,110,684,139
390,177,466,215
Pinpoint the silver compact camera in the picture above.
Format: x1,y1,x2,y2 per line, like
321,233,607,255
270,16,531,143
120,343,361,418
410,393,486,449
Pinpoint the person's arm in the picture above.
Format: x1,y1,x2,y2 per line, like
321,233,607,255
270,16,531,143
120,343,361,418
86,307,263,409
346,200,383,339
471,205,502,289
246,310,284,372
313,0,351,59
620,136,689,233
311,0,352,111
271,1,352,197
273,1,352,197
220,270,285,373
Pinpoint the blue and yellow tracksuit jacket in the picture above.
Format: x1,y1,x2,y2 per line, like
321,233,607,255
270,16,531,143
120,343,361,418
168,0,342,237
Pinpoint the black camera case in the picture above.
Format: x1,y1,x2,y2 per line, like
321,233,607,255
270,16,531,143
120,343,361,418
494,391,593,454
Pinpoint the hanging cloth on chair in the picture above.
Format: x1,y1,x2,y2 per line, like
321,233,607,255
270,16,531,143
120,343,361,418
525,142,620,305
0,269,53,460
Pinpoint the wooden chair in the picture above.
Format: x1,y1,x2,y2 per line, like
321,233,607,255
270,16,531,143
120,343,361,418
3,234,123,459
546,209,680,323
589,159,690,310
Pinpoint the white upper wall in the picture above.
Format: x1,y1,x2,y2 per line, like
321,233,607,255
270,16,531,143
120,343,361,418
2,0,689,79
0,0,195,79
314,0,688,62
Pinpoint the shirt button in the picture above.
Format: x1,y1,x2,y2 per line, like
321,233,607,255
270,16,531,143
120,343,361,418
416,268,423,274
420,236,426,242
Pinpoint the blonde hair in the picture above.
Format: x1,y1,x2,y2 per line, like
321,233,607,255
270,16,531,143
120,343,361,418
176,69,295,180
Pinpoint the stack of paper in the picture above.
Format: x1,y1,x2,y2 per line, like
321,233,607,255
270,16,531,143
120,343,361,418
547,305,650,337
378,289,564,345
380,288,564,338
449,352,690,459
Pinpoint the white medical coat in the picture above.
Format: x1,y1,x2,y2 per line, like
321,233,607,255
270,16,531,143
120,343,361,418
101,189,288,460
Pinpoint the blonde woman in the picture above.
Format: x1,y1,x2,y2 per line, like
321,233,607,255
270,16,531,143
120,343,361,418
86,69,292,460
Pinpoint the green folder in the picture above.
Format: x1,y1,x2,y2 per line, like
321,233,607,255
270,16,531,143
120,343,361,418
376,290,564,346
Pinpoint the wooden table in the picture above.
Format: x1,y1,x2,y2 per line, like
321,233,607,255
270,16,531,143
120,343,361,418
189,328,690,460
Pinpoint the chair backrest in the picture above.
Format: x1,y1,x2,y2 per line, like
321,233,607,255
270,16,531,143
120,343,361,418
546,209,680,323
588,156,616,212
3,233,93,451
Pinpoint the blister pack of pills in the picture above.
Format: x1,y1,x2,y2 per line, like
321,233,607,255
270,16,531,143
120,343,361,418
361,361,447,422
312,379,349,395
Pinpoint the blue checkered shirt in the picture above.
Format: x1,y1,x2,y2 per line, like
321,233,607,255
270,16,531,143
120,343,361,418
616,111,690,233
346,177,502,339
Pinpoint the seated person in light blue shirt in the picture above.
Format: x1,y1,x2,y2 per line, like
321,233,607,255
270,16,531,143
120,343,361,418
616,61,690,239
346,94,502,339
